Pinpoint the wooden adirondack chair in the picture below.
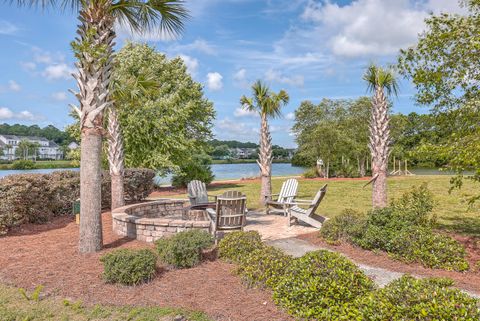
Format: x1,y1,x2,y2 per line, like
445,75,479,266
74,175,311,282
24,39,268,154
287,184,328,228
206,191,247,239
266,178,299,216
187,180,216,206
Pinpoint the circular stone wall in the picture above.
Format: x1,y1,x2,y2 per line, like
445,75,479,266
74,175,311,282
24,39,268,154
112,199,212,243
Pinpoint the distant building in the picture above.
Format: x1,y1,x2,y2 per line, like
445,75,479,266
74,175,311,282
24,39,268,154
0,134,63,160
230,147,257,159
68,142,79,150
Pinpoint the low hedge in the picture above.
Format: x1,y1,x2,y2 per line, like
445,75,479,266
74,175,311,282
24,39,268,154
236,246,292,289
273,250,375,320
100,248,157,285
156,230,214,268
218,231,264,264
0,168,155,234
320,184,469,271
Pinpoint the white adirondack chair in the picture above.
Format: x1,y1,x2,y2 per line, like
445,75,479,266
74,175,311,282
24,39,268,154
187,180,216,206
287,184,328,228
265,178,299,216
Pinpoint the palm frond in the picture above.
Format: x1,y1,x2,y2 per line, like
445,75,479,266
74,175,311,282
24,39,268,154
240,80,289,119
112,0,189,38
363,63,399,97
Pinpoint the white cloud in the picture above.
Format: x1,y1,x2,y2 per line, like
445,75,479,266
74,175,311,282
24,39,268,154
115,23,178,42
0,20,18,35
298,0,465,58
233,68,250,88
171,39,217,55
285,112,295,120
0,107,38,121
206,72,223,91
178,54,199,77
51,91,68,101
20,61,36,72
234,107,258,118
216,118,255,137
43,63,75,80
265,69,304,87
8,80,21,92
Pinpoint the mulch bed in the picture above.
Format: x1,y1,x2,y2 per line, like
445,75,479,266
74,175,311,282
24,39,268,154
298,232,480,295
0,214,292,321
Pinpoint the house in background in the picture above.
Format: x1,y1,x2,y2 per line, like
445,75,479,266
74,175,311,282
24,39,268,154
0,134,64,160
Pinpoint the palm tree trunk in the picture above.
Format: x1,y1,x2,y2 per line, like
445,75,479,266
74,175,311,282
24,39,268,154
107,107,125,210
258,113,272,206
369,86,390,208
72,2,115,253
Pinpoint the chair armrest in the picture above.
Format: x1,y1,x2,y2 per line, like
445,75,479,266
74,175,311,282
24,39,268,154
294,199,313,203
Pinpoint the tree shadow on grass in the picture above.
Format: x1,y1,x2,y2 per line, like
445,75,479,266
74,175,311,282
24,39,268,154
437,216,480,236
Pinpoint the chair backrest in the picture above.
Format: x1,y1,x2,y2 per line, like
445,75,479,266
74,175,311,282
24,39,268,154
306,184,327,216
187,180,208,205
277,178,298,203
215,191,247,231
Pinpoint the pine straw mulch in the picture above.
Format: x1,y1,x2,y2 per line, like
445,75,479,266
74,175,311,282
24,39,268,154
0,214,292,321
298,232,480,295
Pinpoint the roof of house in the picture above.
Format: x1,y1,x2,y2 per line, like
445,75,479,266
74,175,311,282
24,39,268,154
0,140,5,148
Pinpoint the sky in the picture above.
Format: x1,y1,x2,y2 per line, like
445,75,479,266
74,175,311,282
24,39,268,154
0,0,466,148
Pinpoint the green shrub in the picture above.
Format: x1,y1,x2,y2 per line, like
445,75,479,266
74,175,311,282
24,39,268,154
320,209,366,244
218,231,264,264
236,246,292,288
11,159,35,169
171,154,214,188
156,230,214,268
0,168,155,234
100,249,157,285
302,167,318,179
334,163,360,178
320,185,469,271
352,275,480,320
273,250,375,320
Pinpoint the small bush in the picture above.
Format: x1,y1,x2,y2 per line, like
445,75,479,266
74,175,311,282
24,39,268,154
156,230,214,268
273,250,375,320
391,183,436,226
11,159,35,169
236,246,292,288
352,275,480,320
171,154,214,188
320,209,366,244
218,231,264,264
100,249,157,285
302,167,318,179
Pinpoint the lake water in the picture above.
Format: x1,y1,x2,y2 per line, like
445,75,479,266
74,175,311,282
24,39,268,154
0,164,461,184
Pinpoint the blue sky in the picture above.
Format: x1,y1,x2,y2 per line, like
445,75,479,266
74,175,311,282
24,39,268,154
0,0,464,147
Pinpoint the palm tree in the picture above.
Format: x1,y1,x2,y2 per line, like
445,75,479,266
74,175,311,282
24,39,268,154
11,0,188,253
363,64,399,208
240,80,289,206
108,74,158,210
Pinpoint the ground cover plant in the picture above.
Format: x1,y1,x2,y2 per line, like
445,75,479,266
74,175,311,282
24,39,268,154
219,231,480,320
100,248,157,285
320,184,469,271
0,283,211,321
155,230,214,268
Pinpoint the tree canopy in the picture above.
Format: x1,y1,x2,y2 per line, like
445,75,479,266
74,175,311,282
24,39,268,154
0,123,71,144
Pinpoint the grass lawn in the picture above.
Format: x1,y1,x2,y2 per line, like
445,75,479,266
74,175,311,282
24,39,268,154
0,284,211,321
0,160,78,170
164,175,480,236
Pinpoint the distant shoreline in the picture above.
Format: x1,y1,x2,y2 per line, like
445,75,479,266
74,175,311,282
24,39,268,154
0,160,78,170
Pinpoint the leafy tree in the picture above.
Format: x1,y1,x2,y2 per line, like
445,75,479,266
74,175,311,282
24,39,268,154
211,144,231,158
363,64,399,208
11,0,188,253
240,81,289,205
0,123,71,144
397,0,480,203
15,140,40,160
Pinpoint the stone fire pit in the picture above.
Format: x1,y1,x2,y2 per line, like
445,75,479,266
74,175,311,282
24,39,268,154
112,199,212,243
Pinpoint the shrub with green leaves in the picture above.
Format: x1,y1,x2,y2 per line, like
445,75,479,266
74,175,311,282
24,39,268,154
352,275,480,320
236,246,292,288
320,209,366,244
320,184,469,271
273,250,375,320
156,230,214,268
218,231,264,264
11,159,35,170
100,249,157,286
